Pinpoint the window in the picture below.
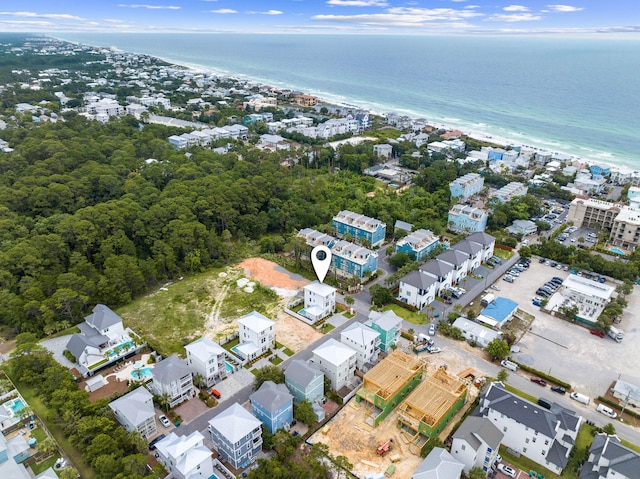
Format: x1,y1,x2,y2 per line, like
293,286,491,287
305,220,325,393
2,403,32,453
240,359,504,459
523,447,527,453
503,427,508,432
461,444,466,451
545,440,549,445
526,438,530,444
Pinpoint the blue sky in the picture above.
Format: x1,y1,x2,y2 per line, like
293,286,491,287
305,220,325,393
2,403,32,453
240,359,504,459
0,1,637,35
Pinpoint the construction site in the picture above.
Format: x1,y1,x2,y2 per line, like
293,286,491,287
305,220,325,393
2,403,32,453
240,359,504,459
356,350,425,427
310,363,477,479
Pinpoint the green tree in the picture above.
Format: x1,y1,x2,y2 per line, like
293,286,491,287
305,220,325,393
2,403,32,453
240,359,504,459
486,339,510,361
468,467,486,479
369,284,393,307
497,369,509,383
602,423,616,435
389,252,412,268
344,295,354,307
253,365,285,391
294,399,317,426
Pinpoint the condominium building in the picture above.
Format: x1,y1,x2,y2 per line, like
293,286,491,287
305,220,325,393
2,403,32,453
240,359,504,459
395,229,440,260
447,205,488,233
332,210,386,247
491,182,528,203
449,173,484,200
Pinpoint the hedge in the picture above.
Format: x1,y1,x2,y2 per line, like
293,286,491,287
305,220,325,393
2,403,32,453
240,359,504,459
512,361,572,389
597,396,640,420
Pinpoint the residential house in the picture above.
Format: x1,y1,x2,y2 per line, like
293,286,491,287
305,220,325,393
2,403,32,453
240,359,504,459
373,144,393,159
108,386,157,439
395,229,440,260
477,297,518,329
491,182,528,203
303,282,336,323
311,339,357,391
452,239,483,271
466,232,496,263
448,205,488,233
236,311,275,361
478,381,582,475
250,381,294,433
420,259,454,294
297,228,336,249
452,318,503,348
449,173,484,200
0,431,31,479
340,322,381,370
451,416,504,475
155,431,214,479
185,337,229,388
285,359,324,404
580,433,640,479
437,249,470,284
506,219,538,237
412,447,464,479
332,210,386,247
65,304,143,376
208,403,263,470
150,355,195,408
398,270,438,310
367,310,403,352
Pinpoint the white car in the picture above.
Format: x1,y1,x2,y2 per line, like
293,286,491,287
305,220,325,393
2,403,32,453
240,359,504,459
428,324,436,336
159,415,171,428
428,347,442,354
497,463,517,478
490,285,501,291
596,404,617,419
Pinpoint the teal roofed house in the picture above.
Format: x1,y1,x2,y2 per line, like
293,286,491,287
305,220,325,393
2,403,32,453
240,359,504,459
396,229,439,260
332,210,386,247
367,310,403,352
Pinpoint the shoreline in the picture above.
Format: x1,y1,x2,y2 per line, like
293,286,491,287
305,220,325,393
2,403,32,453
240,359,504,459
55,34,637,174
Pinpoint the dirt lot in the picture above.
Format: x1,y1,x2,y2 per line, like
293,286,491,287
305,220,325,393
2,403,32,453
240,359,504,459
310,362,481,479
238,258,322,353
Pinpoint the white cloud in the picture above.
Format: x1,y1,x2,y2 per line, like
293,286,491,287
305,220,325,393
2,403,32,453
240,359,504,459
0,11,85,21
209,9,237,14
0,20,54,26
327,0,388,6
547,4,584,12
312,8,483,28
503,5,529,12
247,10,284,15
117,4,180,9
486,13,542,22
103,19,125,23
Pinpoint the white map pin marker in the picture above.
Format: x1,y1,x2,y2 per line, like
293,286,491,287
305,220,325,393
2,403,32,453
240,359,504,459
311,245,332,283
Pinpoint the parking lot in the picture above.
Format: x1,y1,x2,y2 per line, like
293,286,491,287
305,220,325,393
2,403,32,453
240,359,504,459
487,257,640,398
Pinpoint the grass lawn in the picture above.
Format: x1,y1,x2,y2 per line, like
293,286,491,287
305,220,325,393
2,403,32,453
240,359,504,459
1,366,95,479
382,303,426,325
494,248,514,260
31,454,61,475
343,311,355,319
563,424,597,479
118,266,281,357
621,437,640,454
282,346,294,357
30,427,47,442
320,323,335,333
499,445,562,479
222,337,239,352
270,356,283,365
503,383,539,405
250,368,259,376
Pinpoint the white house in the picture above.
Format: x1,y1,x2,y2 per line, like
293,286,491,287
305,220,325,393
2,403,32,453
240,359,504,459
450,416,504,475
412,447,464,479
452,317,503,348
150,355,195,408
398,270,438,310
466,232,495,263
340,322,380,370
580,433,640,479
420,259,454,294
155,431,214,479
303,281,336,322
208,403,263,470
479,382,582,475
437,249,470,285
236,311,275,361
311,338,357,391
108,386,157,439
185,337,229,388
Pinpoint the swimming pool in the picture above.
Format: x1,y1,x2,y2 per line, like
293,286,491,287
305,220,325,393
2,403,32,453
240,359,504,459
610,247,626,255
225,362,233,372
108,341,135,357
4,398,26,416
131,367,153,380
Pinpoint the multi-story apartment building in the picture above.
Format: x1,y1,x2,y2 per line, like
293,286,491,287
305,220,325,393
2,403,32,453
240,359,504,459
332,210,386,247
449,173,484,200
447,205,488,233
491,182,528,203
395,229,440,260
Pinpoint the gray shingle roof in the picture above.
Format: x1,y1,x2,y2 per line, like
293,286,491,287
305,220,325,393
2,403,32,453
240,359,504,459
466,231,495,247
412,447,464,479
453,416,503,452
454,239,482,256
285,359,323,389
437,249,469,267
108,386,154,426
85,304,123,330
250,381,293,413
420,259,454,277
401,270,438,290
152,355,192,384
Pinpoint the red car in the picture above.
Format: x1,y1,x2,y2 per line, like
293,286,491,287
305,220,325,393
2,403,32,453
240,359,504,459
590,329,606,338
530,377,548,386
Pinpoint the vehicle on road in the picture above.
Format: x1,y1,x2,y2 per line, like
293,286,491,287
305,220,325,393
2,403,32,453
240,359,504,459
428,347,442,354
551,386,567,394
530,377,548,386
497,464,517,478
590,329,606,338
500,360,518,372
429,323,436,336
159,415,171,428
570,392,590,405
596,404,617,419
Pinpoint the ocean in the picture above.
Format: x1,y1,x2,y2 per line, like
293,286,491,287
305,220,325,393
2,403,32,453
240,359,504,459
57,33,640,169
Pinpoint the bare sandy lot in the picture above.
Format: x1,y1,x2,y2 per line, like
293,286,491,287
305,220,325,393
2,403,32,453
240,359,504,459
273,312,323,353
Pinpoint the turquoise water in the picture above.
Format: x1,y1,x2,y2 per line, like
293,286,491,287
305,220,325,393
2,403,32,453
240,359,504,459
610,247,626,255
7,398,25,414
225,362,233,372
131,367,153,380
56,33,640,168
299,309,307,317
231,346,240,355
108,341,134,357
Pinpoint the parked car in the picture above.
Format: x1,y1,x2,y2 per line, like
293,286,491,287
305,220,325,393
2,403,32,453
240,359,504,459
551,385,567,394
530,377,548,386
536,289,550,297
497,464,517,478
149,434,166,450
503,275,514,283
590,329,606,338
490,285,501,291
428,347,442,354
429,323,436,336
596,404,617,419
159,415,171,428
211,389,221,399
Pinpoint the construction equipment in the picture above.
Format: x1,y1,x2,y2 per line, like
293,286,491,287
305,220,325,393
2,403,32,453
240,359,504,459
377,438,393,456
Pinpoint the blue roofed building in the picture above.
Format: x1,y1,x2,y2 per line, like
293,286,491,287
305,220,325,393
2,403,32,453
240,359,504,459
250,381,293,434
449,173,484,201
332,210,386,247
447,204,488,234
589,164,611,177
395,229,439,260
477,297,518,329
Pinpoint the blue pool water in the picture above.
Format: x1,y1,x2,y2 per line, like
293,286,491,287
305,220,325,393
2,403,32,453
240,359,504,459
299,309,307,317
7,398,25,415
131,367,153,380
225,362,233,372
231,346,240,355
610,247,626,255
109,341,135,357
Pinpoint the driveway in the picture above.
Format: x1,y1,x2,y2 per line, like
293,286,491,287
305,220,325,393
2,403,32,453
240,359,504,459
41,334,75,369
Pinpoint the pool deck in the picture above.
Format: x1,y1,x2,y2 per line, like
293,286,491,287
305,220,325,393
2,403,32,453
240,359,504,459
109,353,154,382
